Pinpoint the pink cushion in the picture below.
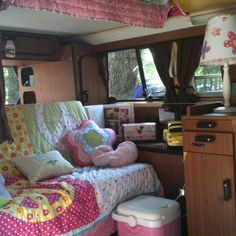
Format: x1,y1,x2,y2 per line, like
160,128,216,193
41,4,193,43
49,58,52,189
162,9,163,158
92,141,138,167
64,120,116,166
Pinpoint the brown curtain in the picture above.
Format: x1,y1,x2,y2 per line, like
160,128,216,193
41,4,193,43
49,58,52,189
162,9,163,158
97,52,109,101
0,36,13,143
176,36,204,103
149,41,178,112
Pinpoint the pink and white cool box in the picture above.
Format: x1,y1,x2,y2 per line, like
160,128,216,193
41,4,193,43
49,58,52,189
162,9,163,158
112,195,181,236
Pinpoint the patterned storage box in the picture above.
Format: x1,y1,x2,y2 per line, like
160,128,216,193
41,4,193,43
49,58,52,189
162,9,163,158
122,123,156,142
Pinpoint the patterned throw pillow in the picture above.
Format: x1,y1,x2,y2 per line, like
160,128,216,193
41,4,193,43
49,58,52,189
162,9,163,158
0,142,21,176
12,150,75,182
0,105,34,177
64,120,116,166
5,105,33,156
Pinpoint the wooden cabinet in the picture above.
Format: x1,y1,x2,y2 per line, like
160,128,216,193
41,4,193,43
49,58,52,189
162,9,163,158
138,150,184,199
1,32,61,61
182,105,236,236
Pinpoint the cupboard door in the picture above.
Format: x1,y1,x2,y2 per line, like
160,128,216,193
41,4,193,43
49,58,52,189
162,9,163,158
184,152,236,236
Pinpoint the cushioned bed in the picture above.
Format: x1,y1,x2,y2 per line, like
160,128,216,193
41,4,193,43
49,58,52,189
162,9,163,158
0,163,161,236
68,163,161,235
0,101,162,236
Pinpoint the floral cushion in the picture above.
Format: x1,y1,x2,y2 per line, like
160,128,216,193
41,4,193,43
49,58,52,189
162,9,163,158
0,105,34,177
64,120,116,166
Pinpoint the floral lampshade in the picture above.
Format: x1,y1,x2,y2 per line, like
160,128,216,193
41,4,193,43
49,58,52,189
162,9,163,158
200,14,236,65
200,14,236,112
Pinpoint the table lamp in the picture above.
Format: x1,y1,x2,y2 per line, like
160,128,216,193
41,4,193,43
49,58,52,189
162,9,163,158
200,14,236,113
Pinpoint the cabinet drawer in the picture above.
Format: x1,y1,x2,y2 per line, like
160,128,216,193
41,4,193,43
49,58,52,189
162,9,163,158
184,131,233,155
183,119,233,132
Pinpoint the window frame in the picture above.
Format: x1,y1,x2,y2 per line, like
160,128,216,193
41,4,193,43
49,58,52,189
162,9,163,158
107,46,165,102
193,65,223,98
107,46,224,102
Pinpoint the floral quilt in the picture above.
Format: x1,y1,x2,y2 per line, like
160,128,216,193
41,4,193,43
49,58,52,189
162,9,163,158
0,176,99,236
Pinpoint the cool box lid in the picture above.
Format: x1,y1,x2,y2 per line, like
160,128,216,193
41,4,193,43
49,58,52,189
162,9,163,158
113,195,180,228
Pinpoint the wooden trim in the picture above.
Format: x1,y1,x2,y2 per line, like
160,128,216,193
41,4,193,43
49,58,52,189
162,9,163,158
186,102,223,115
95,25,205,52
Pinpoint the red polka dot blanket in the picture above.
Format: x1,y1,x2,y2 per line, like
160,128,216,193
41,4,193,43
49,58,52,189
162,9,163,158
0,176,99,236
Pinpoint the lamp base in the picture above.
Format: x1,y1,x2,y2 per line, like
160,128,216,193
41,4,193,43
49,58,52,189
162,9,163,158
214,106,236,114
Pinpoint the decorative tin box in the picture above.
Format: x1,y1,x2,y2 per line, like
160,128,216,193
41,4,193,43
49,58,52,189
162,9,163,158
122,123,156,142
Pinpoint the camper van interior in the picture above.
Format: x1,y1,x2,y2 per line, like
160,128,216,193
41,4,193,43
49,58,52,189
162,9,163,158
0,0,236,236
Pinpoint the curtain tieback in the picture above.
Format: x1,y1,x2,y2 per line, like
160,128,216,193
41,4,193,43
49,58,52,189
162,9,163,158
178,85,194,92
166,85,179,90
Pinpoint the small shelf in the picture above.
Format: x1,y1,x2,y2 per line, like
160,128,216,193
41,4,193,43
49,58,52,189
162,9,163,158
137,142,183,155
186,102,223,116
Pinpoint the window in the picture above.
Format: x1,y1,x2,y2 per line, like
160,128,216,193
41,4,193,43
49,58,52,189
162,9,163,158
140,48,165,99
108,48,222,101
194,65,222,97
4,67,19,105
108,48,165,101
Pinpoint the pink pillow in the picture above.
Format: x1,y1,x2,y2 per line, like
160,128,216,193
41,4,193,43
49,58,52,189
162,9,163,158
64,120,116,166
92,141,138,167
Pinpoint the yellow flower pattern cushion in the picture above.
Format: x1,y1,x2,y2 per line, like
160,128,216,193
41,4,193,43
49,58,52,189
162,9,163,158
0,142,21,176
5,105,33,156
0,105,33,176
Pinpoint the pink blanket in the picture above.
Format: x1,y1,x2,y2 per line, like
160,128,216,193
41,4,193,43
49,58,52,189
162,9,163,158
0,176,99,236
10,0,172,28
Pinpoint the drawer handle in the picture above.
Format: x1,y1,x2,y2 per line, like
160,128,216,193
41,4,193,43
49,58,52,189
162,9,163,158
223,179,231,201
195,135,216,143
192,142,205,147
196,121,216,129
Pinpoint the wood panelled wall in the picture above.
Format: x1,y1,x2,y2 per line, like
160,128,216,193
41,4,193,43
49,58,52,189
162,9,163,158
23,46,75,103
95,26,206,53
16,45,76,104
72,43,107,105
72,28,206,105
3,25,236,105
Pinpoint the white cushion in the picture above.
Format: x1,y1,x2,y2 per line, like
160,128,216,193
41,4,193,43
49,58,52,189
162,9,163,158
12,150,75,182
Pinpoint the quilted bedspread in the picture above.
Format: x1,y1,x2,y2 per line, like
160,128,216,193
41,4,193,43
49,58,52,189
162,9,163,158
0,163,161,236
0,176,99,236
0,101,161,235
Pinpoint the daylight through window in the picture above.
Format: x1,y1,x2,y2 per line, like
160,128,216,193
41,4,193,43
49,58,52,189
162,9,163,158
194,65,222,97
108,48,165,101
108,48,223,101
4,67,19,105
